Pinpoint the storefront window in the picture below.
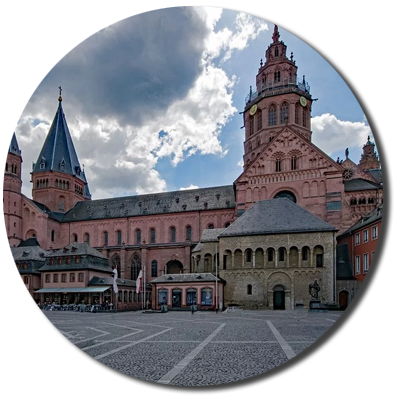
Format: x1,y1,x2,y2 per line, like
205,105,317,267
201,288,213,306
186,289,197,306
158,289,168,305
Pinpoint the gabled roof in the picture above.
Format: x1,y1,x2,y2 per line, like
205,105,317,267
219,198,337,237
62,185,235,222
200,228,227,242
344,178,381,192
32,98,87,185
11,239,48,275
9,132,21,156
338,203,383,238
150,273,221,284
366,169,383,184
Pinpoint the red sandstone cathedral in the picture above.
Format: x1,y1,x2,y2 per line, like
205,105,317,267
4,26,382,309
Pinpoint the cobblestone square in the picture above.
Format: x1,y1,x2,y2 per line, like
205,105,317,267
44,309,341,386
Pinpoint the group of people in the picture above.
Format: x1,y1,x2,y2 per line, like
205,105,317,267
38,300,114,312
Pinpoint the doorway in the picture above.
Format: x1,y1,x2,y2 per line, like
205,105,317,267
273,286,285,310
339,290,349,310
172,289,182,307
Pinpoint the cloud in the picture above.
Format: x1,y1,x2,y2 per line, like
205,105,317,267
350,21,368,49
179,184,199,190
311,113,372,156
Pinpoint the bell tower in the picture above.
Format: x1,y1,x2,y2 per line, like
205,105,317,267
31,88,91,212
359,136,380,170
3,133,23,246
242,25,313,170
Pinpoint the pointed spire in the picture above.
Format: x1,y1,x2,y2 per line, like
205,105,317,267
9,132,21,156
32,89,87,185
272,25,280,43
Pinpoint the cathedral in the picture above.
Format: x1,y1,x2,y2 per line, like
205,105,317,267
4,26,382,310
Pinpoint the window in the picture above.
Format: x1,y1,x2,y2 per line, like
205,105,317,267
295,104,300,124
124,291,127,302
247,284,252,295
249,116,254,136
267,249,274,262
136,229,141,244
158,289,168,305
363,229,369,243
327,201,342,211
150,228,156,244
245,249,252,263
275,159,282,172
278,248,285,262
372,225,378,240
45,274,50,283
103,231,108,246
302,247,309,261
53,274,58,283
201,288,213,306
24,276,29,284
51,230,55,242
274,70,280,83
151,260,158,277
291,156,297,170
72,233,78,242
61,273,67,283
280,102,289,124
355,256,360,275
186,289,197,306
117,230,122,246
257,111,262,131
129,291,132,302
170,227,176,243
84,233,90,244
186,226,192,241
208,224,214,229
268,105,277,126
70,273,75,283
363,253,369,273
355,233,360,246
302,107,308,127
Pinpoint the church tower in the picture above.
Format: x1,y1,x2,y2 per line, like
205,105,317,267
359,136,380,171
242,25,313,170
31,89,91,212
3,133,23,246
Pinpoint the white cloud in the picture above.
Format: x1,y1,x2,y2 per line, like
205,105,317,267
179,184,199,191
312,113,372,155
350,21,368,49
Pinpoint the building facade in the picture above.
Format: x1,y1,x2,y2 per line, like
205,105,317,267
4,26,382,309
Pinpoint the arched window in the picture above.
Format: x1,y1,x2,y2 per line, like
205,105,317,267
72,233,77,242
5,163,8,172
170,227,176,243
111,254,121,277
249,116,254,136
150,228,156,244
58,196,65,211
368,197,375,204
280,102,289,124
257,110,262,131
278,248,285,262
302,246,310,261
274,70,280,83
295,104,300,124
51,230,55,242
84,233,90,244
245,249,252,263
267,248,274,262
136,229,141,244
247,284,252,295
350,198,357,206
208,224,214,229
186,226,192,241
291,156,298,170
276,158,282,172
116,230,122,246
303,107,308,128
268,105,277,126
151,260,158,277
131,253,141,281
103,231,108,246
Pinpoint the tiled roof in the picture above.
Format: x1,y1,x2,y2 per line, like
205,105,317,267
338,203,383,238
150,273,221,284
11,239,48,274
32,99,87,187
366,169,383,184
219,198,337,237
88,276,136,287
9,133,21,156
200,228,227,242
344,178,381,192
48,242,108,259
336,244,354,280
62,185,235,222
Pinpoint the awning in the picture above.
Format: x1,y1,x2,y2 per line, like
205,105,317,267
35,287,110,293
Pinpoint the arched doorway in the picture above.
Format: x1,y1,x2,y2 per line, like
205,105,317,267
166,260,184,274
172,289,182,307
339,290,349,310
274,190,296,203
273,285,285,310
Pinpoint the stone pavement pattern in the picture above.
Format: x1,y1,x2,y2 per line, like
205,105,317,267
44,309,341,386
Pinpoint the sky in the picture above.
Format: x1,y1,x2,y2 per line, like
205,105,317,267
12,6,373,200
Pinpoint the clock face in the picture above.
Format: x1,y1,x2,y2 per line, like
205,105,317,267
300,96,307,107
249,104,258,115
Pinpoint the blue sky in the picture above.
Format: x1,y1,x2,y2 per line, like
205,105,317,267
12,7,373,199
